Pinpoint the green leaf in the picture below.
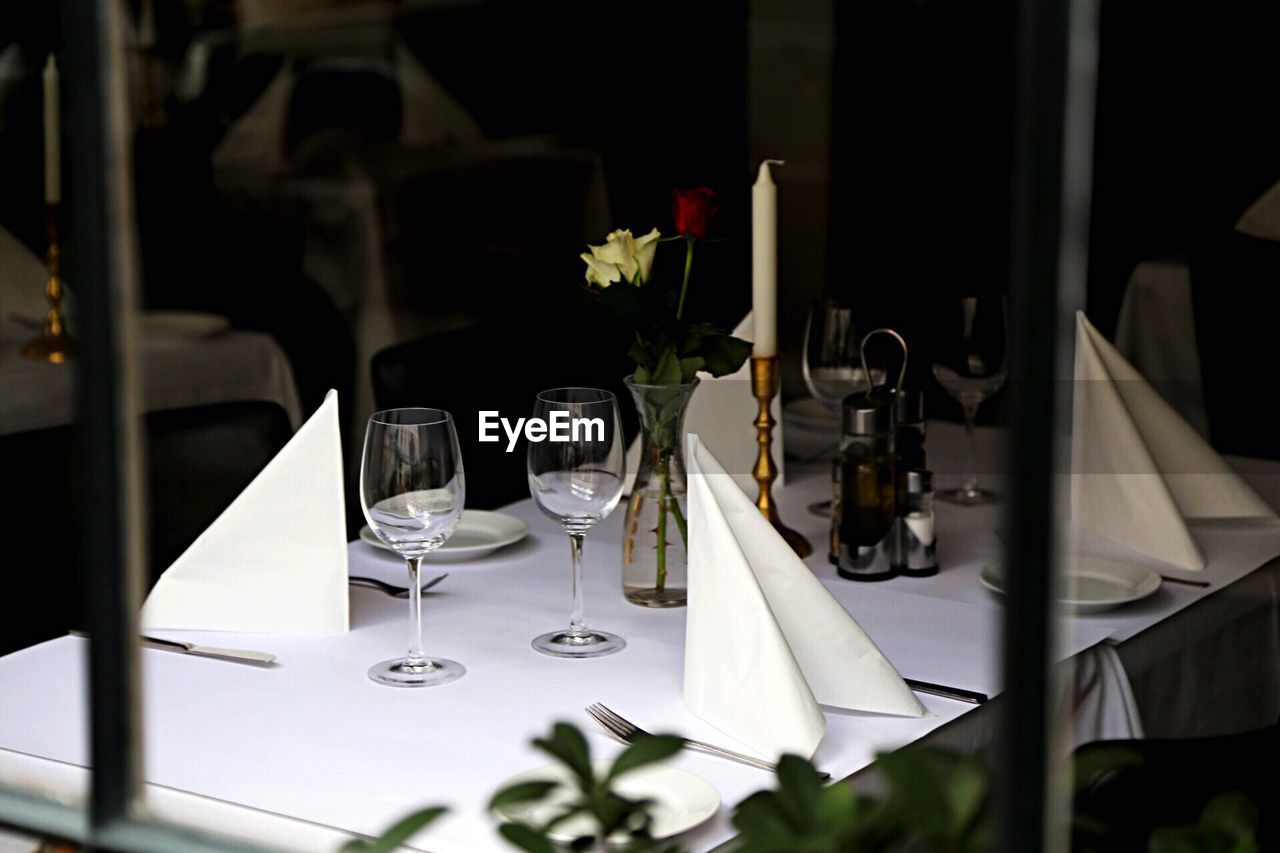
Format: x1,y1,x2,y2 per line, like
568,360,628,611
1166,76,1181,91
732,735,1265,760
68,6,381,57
541,804,588,837
698,333,752,377
606,734,685,783
532,723,593,787
651,345,682,385
349,806,447,853
628,336,653,371
773,754,824,825
489,780,560,812
633,365,652,384
498,821,557,853
1200,792,1261,843
1072,746,1143,794
882,746,988,843
678,356,705,383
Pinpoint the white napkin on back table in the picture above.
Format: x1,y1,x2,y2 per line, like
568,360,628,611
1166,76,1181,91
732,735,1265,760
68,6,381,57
1071,313,1275,570
683,434,924,760
141,390,349,633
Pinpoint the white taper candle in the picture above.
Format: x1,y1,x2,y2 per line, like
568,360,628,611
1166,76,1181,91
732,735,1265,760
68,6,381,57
43,54,60,204
751,159,784,357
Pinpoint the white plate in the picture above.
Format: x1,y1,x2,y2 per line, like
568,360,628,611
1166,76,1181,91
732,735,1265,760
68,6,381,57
980,556,1162,614
492,760,720,843
140,311,231,339
359,510,529,562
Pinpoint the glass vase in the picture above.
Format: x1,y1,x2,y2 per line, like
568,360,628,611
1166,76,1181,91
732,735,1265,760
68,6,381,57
622,377,698,607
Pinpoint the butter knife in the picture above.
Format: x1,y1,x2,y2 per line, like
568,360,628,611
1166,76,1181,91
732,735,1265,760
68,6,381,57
905,678,989,705
70,630,276,665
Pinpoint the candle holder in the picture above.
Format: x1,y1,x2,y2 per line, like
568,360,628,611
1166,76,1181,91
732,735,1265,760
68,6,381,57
750,355,812,558
22,204,75,363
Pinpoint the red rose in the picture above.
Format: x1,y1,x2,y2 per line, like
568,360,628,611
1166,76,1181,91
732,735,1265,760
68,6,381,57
672,188,718,240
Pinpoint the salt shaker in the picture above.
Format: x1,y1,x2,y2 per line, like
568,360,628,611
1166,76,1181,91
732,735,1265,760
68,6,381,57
893,468,938,577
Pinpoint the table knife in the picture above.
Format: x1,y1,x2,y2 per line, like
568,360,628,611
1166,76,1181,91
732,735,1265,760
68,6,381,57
906,678,988,705
70,630,276,665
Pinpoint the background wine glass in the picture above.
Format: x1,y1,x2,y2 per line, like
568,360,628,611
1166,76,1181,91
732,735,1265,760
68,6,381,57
802,298,882,411
930,295,1008,505
527,387,626,658
360,408,466,686
801,298,883,515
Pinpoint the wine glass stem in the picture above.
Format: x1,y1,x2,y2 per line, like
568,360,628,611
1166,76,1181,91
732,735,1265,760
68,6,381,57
962,400,981,493
405,555,426,666
568,532,586,635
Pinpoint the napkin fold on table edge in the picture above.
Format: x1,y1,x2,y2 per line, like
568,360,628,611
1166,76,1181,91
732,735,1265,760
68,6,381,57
683,433,924,760
140,389,349,634
1071,313,1275,570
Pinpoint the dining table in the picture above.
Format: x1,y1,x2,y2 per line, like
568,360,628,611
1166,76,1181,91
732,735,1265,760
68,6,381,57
0,315,303,437
1,420,1278,852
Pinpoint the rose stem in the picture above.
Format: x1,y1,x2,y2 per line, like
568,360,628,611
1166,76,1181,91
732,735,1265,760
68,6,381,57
656,449,669,593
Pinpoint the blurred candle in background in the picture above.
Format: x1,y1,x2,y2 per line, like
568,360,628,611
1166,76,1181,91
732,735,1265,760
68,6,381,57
43,54,60,205
752,159,783,357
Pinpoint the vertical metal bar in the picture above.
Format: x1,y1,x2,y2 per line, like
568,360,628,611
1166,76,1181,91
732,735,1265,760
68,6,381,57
62,0,147,831
1001,0,1097,851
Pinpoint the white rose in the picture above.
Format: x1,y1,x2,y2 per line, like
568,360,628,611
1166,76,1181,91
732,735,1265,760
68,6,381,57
582,227,662,287
633,228,660,284
581,252,622,287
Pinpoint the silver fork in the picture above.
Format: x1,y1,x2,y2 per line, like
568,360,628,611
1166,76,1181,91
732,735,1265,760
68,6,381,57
586,703,831,780
348,573,449,598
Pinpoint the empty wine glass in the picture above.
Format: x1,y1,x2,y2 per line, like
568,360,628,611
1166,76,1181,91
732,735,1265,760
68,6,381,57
802,298,882,516
802,298,883,410
360,408,465,687
930,295,1008,505
527,388,626,658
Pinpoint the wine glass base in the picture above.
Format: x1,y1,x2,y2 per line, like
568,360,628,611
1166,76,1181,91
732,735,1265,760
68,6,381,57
368,657,465,687
532,630,625,659
937,487,1000,506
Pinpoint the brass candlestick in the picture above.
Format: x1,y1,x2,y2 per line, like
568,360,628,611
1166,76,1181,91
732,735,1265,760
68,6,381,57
750,355,812,558
22,205,76,363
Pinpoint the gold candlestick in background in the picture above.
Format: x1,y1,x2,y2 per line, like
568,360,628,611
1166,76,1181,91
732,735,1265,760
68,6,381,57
750,355,812,557
22,205,76,363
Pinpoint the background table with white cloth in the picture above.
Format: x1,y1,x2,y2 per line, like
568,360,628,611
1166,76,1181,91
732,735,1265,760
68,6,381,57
1,423,1278,851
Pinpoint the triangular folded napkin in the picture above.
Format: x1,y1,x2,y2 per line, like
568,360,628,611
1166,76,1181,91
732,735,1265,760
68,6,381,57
141,390,349,633
683,434,924,759
1071,313,1275,570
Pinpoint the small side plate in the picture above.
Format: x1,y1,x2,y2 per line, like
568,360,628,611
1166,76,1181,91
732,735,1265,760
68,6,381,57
981,556,1162,614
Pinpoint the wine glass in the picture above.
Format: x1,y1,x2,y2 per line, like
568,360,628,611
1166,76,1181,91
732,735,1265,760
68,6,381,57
802,298,883,411
802,298,882,516
527,387,626,658
930,295,1008,505
360,408,466,687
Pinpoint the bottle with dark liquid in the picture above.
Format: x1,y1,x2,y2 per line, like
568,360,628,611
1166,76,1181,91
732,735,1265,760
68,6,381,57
834,393,897,581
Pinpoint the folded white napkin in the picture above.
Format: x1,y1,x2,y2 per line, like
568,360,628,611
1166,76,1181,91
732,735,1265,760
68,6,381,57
1071,313,1275,570
141,390,349,633
683,434,924,759
1235,178,1280,242
626,314,782,495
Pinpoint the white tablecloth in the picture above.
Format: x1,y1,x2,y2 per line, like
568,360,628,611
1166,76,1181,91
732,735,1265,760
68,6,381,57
1,423,1278,851
0,322,303,436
